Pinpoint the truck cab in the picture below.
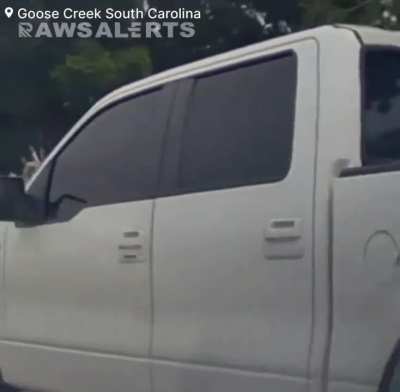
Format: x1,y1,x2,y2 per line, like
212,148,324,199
0,25,399,392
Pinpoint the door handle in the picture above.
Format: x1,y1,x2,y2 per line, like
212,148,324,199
265,219,303,241
264,219,305,260
118,231,145,263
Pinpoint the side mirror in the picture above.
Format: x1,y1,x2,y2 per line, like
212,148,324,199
0,176,45,224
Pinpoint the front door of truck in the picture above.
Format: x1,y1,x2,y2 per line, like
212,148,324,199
0,85,175,392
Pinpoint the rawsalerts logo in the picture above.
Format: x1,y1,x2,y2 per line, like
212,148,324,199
5,7,201,39
17,21,196,39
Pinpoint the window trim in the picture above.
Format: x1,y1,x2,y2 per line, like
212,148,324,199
340,161,400,178
193,50,296,79
158,78,194,197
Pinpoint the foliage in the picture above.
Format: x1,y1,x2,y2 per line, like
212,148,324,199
301,0,399,29
51,42,152,113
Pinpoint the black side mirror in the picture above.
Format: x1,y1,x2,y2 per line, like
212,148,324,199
0,176,45,224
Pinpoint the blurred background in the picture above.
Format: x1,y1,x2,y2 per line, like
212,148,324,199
0,0,399,178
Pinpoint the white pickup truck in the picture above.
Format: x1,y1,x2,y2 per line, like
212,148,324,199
0,24,399,392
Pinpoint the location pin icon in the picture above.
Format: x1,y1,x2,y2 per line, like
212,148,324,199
5,7,14,18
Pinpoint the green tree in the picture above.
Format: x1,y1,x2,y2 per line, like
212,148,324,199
51,42,152,117
0,0,153,173
301,0,399,29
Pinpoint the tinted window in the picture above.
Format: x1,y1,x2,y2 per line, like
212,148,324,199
50,88,169,210
389,369,400,392
364,50,400,165
178,53,297,193
378,341,400,392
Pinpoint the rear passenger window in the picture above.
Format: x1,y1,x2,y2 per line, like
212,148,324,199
364,50,400,165
50,88,170,212
178,52,297,194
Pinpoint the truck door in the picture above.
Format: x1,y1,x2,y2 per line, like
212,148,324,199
0,85,175,392
152,40,318,392
331,49,400,392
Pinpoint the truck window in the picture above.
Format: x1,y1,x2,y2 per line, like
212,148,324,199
363,50,400,165
178,52,297,194
378,341,400,392
49,88,169,211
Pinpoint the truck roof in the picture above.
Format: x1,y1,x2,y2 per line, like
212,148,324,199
335,23,400,45
93,24,399,112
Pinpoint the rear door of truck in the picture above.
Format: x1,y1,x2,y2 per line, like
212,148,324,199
151,39,318,392
331,41,400,392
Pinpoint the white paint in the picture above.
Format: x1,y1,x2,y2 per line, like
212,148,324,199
1,202,153,390
329,174,400,386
